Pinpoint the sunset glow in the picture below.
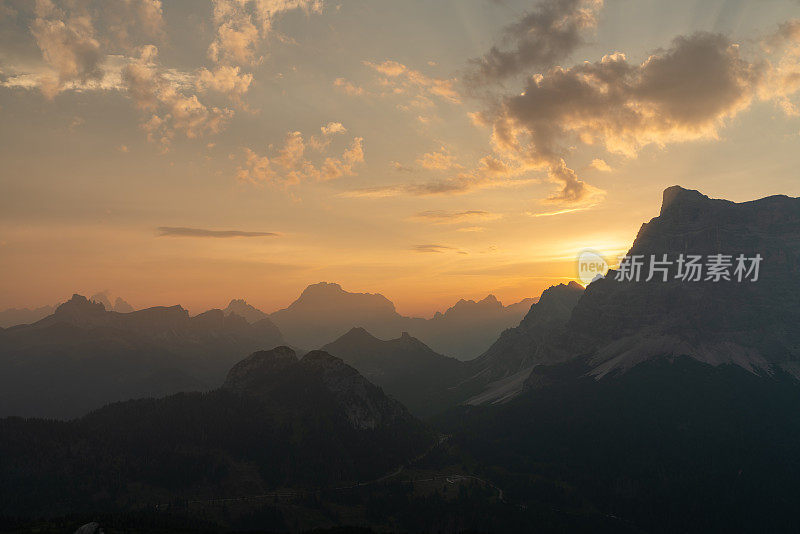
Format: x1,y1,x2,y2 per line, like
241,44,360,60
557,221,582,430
2,0,799,315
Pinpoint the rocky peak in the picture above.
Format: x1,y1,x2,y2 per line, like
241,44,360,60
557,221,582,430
56,294,106,314
541,186,800,381
520,282,584,330
659,185,711,216
223,298,269,323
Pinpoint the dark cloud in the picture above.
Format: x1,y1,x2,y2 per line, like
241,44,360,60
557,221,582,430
465,0,603,87
483,32,762,203
157,227,279,238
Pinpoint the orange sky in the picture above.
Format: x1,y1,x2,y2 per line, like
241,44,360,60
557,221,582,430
1,0,800,316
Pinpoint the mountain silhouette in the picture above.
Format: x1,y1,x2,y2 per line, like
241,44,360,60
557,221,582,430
322,328,468,416
0,304,55,328
460,281,585,405
223,298,271,323
89,292,136,313
0,347,433,520
433,186,800,532
270,281,533,359
0,295,285,418
523,185,800,387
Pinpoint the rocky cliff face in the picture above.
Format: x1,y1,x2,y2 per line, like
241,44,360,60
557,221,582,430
470,282,585,378
526,186,800,385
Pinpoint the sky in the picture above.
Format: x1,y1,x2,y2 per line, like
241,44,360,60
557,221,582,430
1,0,799,317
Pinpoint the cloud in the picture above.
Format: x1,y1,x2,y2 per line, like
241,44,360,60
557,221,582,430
236,124,365,186
479,32,774,203
390,161,415,172
416,148,460,170
208,0,324,66
30,2,104,99
466,0,603,87
196,65,253,102
340,163,536,198
157,227,279,238
321,121,346,135
340,151,537,199
411,210,502,224
413,244,461,253
589,158,612,172
122,46,233,152
525,205,596,217
333,77,366,96
308,122,348,150
24,0,167,99
361,59,461,105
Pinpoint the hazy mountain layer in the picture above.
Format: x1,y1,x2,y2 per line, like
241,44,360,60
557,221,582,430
0,295,285,418
0,305,54,328
270,281,534,359
322,328,469,416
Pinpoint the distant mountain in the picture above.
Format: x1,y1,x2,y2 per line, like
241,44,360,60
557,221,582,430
0,346,433,520
322,328,469,416
0,294,285,418
222,298,271,323
270,282,410,350
270,281,533,359
113,297,135,313
89,292,136,313
0,305,54,328
412,295,537,359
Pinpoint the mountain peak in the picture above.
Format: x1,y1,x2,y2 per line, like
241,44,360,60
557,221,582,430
300,281,345,297
55,294,106,315
340,326,381,343
660,185,712,215
223,298,269,324
223,346,298,391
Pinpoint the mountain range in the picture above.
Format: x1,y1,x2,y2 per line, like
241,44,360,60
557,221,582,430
0,295,284,418
322,327,469,416
0,346,433,522
268,282,534,359
2,185,800,531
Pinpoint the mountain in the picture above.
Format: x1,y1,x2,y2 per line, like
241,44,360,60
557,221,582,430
443,281,584,406
432,186,800,532
0,304,54,328
270,282,410,350
524,185,800,386
322,328,469,416
89,292,136,313
0,294,285,418
0,347,434,521
411,295,537,359
270,281,533,359
223,298,271,323
113,297,135,313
